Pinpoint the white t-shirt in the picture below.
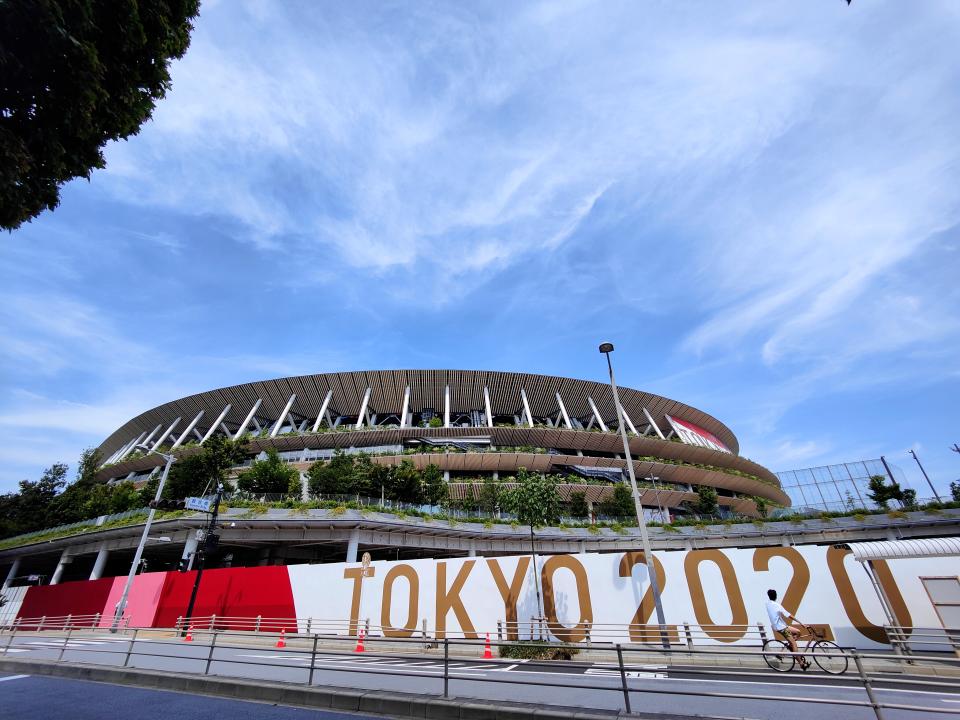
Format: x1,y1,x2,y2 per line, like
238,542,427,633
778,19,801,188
766,599,789,631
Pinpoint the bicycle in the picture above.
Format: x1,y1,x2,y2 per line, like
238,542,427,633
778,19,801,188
762,624,848,674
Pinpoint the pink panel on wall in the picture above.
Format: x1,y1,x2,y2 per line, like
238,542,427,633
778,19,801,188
97,572,168,627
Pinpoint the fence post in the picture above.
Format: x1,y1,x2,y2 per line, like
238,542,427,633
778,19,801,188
38,616,46,632
364,618,370,637
209,614,216,630
255,615,261,633
758,622,767,644
204,631,218,675
307,634,319,686
683,622,694,651
443,638,450,698
123,629,139,668
616,644,632,715
65,614,72,630
852,651,885,720
585,621,592,647
306,617,312,635
93,613,101,628
497,620,503,643
57,627,73,662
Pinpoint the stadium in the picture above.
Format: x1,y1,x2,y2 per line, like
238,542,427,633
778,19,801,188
95,368,788,516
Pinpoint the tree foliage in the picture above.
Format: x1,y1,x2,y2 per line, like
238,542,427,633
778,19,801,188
866,474,915,510
951,481,960,504
163,436,247,499
600,483,634,518
237,448,300,495
569,490,589,519
1,0,201,230
502,468,561,527
693,484,719,517
422,463,447,506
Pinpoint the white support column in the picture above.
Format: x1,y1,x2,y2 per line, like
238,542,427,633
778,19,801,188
520,388,534,428
484,387,494,428
50,549,70,585
219,423,232,436
89,543,109,580
555,392,573,429
346,528,360,563
2,558,21,592
118,432,148,461
399,386,411,428
105,436,136,465
355,388,371,430
234,399,263,440
621,407,639,436
171,410,204,449
587,397,609,432
642,407,666,440
140,424,163,450
271,394,297,438
192,429,204,441
312,390,333,432
152,417,182,450
444,385,451,428
200,404,232,445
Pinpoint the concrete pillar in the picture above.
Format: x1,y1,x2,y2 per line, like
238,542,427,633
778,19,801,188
182,535,199,570
89,543,109,580
50,549,70,585
492,471,499,481
443,470,450,482
300,471,309,501
2,558,21,592
346,528,360,563
468,541,477,558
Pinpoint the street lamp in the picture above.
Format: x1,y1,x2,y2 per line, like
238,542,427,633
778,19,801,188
599,342,670,648
111,444,175,631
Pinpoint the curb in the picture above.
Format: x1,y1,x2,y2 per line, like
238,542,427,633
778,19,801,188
0,657,734,720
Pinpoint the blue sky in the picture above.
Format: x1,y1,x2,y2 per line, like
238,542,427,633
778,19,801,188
1,1,958,497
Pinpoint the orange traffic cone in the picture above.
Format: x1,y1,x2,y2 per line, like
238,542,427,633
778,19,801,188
184,626,194,642
276,628,286,649
483,632,493,659
354,629,365,653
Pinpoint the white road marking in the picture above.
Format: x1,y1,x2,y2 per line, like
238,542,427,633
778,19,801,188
0,649,29,654
942,699,960,704
0,675,29,682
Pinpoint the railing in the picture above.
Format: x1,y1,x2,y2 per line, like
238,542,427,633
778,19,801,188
2,623,958,720
2,613,106,631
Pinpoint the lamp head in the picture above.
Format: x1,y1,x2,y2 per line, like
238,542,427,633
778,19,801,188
598,342,615,354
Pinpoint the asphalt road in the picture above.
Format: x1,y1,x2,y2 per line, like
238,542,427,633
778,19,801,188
0,674,381,720
3,633,959,720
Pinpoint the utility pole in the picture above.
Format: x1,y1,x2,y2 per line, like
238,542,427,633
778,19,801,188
182,484,223,634
599,342,670,649
909,450,942,503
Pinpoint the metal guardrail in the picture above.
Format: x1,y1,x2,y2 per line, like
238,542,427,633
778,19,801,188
1,623,958,720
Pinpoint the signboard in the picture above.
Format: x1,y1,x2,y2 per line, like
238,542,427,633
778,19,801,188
185,496,213,512
665,415,731,454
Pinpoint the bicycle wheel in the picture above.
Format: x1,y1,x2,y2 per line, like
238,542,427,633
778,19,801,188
812,641,848,674
762,639,795,672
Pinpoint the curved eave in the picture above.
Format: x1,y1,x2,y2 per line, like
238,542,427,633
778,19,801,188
96,369,739,458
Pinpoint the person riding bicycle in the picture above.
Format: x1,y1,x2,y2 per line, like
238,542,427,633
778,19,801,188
765,588,810,670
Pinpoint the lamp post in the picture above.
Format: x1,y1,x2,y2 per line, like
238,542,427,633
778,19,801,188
599,342,670,648
111,445,175,631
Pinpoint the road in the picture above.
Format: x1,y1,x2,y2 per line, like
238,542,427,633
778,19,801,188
3,633,958,720
0,674,381,720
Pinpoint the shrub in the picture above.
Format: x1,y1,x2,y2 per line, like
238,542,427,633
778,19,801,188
498,641,579,660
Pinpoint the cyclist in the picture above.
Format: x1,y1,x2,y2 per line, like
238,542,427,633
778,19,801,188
765,588,810,670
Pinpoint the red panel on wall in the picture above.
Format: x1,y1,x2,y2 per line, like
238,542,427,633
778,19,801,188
153,566,295,630
16,577,116,625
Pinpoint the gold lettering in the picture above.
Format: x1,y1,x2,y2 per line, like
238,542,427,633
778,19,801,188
684,550,748,643
618,552,679,643
436,560,477,639
826,546,912,644
380,564,419,637
541,555,593,643
487,557,531,641
343,566,376,636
